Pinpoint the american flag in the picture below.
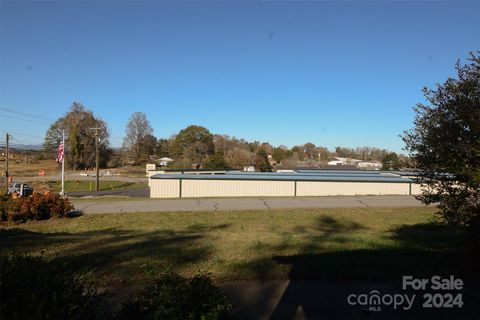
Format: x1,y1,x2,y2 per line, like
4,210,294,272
56,141,64,163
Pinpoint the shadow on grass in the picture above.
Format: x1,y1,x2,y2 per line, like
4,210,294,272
0,223,232,286
274,222,472,280
109,182,135,190
66,210,84,218
227,215,475,281
267,220,479,319
229,215,369,280
219,215,479,319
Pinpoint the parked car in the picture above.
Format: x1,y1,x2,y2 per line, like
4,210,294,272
8,183,34,197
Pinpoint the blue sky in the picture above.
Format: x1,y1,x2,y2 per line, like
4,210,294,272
1,1,479,153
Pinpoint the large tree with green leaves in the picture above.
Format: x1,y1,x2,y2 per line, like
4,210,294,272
155,138,171,158
402,51,480,228
44,102,109,169
171,125,215,166
272,146,287,163
381,152,401,171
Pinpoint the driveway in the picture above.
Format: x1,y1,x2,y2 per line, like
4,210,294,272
71,195,426,214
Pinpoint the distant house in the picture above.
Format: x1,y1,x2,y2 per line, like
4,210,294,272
357,161,382,169
327,160,344,166
158,157,174,166
319,165,360,171
328,157,363,166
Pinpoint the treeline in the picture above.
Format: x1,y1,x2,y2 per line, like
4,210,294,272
43,103,408,170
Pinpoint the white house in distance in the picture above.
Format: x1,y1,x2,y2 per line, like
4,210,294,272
328,157,362,165
327,159,344,165
327,157,381,169
357,161,382,169
158,157,174,166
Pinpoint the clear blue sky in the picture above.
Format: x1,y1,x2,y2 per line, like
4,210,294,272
1,1,479,153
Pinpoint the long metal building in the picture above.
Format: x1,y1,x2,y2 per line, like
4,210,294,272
149,170,421,198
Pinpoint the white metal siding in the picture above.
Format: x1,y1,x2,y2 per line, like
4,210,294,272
410,183,423,195
296,181,410,196
150,179,180,198
149,178,421,198
182,180,294,197
147,171,165,187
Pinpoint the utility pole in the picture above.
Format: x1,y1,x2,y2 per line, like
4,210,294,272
60,130,65,196
5,133,9,191
90,128,102,191
122,146,125,168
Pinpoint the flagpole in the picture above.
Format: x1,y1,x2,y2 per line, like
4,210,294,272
61,130,65,196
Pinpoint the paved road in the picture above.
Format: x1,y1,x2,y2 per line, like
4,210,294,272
68,188,149,198
71,195,426,214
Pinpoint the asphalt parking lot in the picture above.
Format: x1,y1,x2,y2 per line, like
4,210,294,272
71,195,427,214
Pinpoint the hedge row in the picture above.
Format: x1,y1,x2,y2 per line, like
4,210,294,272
0,193,74,222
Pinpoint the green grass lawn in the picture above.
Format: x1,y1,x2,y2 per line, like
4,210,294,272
1,207,475,288
44,180,147,192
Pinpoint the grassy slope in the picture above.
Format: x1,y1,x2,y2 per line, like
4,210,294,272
1,159,147,191
1,207,473,287
49,180,147,192
5,159,59,177
17,180,147,193
3,159,146,177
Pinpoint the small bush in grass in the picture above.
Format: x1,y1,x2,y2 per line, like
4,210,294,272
117,272,233,320
0,193,73,222
0,192,12,221
0,254,107,320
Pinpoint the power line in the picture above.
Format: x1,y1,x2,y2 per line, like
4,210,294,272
9,136,43,150
0,107,55,122
0,114,51,125
3,132,44,148
1,142,45,149
0,145,68,154
0,129,44,139
10,135,30,144
1,135,46,151
0,144,46,152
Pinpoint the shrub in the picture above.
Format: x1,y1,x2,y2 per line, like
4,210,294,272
402,52,480,229
0,254,107,320
0,192,12,221
117,272,232,320
1,193,73,222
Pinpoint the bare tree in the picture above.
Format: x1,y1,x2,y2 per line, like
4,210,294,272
226,147,254,168
303,142,318,161
123,112,154,164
